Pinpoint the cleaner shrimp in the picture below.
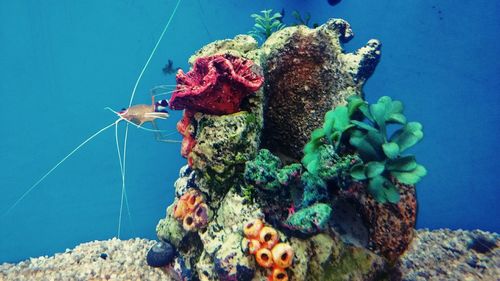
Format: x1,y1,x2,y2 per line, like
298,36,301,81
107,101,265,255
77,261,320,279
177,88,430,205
2,0,183,239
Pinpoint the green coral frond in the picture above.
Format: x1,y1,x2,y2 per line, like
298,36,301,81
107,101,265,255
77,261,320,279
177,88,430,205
249,9,285,43
302,94,426,204
382,142,400,159
390,122,424,152
350,163,367,180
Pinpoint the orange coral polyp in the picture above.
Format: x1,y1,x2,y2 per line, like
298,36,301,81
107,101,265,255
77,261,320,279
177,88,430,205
243,218,264,239
247,239,261,255
271,243,294,269
255,248,274,268
259,226,279,249
186,193,203,211
183,213,196,232
173,200,188,219
271,267,288,281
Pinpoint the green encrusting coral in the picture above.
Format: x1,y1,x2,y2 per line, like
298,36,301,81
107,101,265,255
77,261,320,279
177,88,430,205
243,149,302,192
299,172,328,208
302,95,426,203
285,203,332,235
244,149,331,212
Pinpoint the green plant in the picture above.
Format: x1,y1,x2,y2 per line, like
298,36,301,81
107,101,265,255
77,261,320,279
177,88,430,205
291,10,319,28
302,96,364,175
348,96,426,203
302,95,426,204
249,9,285,42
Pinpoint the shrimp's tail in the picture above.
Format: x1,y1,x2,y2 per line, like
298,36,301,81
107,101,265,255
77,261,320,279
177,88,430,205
2,121,118,218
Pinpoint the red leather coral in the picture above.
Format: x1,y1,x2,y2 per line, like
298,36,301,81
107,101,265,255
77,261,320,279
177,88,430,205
176,110,196,166
170,54,264,115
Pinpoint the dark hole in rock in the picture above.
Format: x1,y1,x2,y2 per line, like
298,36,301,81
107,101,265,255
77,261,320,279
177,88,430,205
330,199,369,247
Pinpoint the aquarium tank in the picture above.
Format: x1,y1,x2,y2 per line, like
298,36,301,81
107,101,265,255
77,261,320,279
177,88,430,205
0,0,498,280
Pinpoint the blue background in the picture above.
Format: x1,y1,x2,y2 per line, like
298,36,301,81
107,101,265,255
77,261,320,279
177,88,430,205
1,0,499,262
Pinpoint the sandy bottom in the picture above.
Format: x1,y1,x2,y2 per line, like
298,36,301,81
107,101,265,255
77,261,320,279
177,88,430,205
1,229,498,281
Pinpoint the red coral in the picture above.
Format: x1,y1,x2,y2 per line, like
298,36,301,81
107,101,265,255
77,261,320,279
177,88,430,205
177,110,196,166
170,54,264,115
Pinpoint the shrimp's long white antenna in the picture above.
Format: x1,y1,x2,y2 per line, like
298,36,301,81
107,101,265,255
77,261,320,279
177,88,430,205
118,0,182,237
128,0,182,108
2,121,117,218
118,123,129,238
114,122,132,239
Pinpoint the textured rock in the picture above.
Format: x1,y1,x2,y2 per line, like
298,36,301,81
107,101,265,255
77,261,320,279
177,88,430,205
395,229,500,281
191,111,260,197
2,229,497,280
288,233,387,281
260,19,381,160
339,180,417,262
188,35,260,65
197,189,265,281
0,238,172,281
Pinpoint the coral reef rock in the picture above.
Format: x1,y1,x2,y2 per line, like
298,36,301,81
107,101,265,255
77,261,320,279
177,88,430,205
154,18,414,281
260,19,381,160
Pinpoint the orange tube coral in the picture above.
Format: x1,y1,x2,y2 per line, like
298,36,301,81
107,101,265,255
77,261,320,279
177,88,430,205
270,267,288,281
259,226,279,249
193,203,208,228
255,248,274,268
247,239,261,255
242,238,261,255
271,243,294,269
185,191,203,211
243,218,264,239
173,199,188,219
183,213,196,232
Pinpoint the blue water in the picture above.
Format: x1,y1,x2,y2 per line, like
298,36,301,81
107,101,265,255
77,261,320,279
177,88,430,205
0,0,498,263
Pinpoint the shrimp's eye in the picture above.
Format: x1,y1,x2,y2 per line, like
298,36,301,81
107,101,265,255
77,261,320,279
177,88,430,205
121,108,126,111
160,100,169,107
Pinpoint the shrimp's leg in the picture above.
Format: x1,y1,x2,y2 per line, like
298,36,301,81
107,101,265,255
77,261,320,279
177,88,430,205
2,121,117,218
150,87,181,100
152,121,182,143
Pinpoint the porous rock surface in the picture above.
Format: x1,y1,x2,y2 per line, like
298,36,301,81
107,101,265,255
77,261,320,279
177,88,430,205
394,229,500,281
260,19,381,160
337,181,418,262
1,229,498,281
0,238,168,281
